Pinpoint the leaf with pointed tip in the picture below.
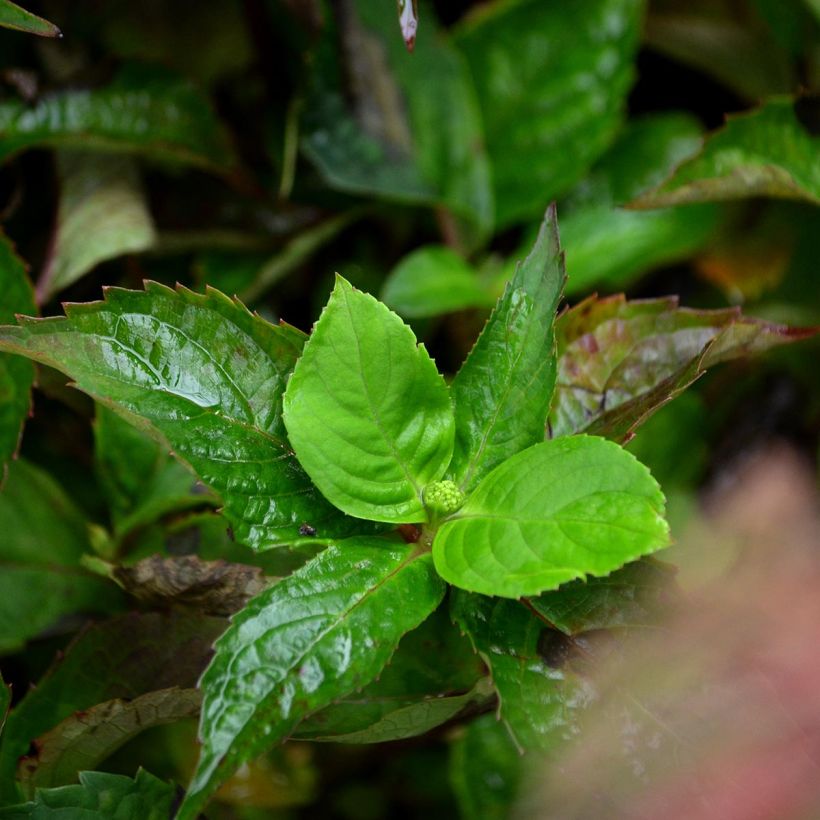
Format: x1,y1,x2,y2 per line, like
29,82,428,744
451,592,593,752
0,64,238,174
631,98,820,208
0,281,366,547
448,209,565,494
0,236,35,476
549,294,819,441
0,770,174,820
38,152,156,301
0,1,59,37
455,0,643,227
179,537,445,819
435,436,669,598
283,277,454,523
17,688,200,795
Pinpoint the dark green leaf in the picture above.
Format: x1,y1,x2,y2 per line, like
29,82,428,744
456,0,643,227
0,282,365,547
436,436,668,598
18,688,200,794
0,64,238,174
631,99,820,208
0,770,174,819
451,593,593,752
38,152,156,301
283,276,454,523
448,209,565,493
0,611,225,803
179,537,445,818
0,235,35,475
0,674,8,737
549,294,819,441
0,1,59,37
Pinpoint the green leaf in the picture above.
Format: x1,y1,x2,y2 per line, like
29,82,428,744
0,282,366,547
0,674,8,737
455,0,644,227
0,64,238,174
0,460,123,655
451,592,592,752
527,558,677,635
434,436,669,598
549,294,819,441
381,246,494,319
17,688,200,794
283,276,454,523
0,611,225,803
558,114,720,295
0,770,174,820
448,209,565,493
37,152,156,301
179,537,445,818
806,0,820,23
0,1,60,37
0,235,35,474
449,714,523,820
631,98,820,208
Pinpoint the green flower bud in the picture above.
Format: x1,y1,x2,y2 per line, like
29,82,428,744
423,480,466,516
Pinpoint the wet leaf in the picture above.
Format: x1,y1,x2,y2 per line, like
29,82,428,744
112,555,268,616
435,436,669,598
17,688,200,794
38,152,156,302
283,277,454,523
0,282,366,547
448,209,565,493
0,64,238,174
455,0,643,227
631,99,820,208
0,769,174,819
549,294,819,441
0,235,35,475
178,537,445,818
0,1,59,37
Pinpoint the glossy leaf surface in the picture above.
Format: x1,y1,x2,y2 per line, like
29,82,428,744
632,98,820,207
0,770,174,820
550,294,819,441
0,1,59,37
435,436,668,598
180,537,445,818
0,236,34,474
0,64,237,173
0,282,364,547
456,0,643,227
448,209,565,493
283,277,454,523
451,592,593,751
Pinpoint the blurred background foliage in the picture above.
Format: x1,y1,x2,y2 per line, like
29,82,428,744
0,0,819,817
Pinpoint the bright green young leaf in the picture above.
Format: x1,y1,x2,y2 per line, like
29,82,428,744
0,611,225,803
631,98,820,208
0,1,59,37
449,713,523,820
0,282,368,547
550,294,819,441
526,558,678,635
434,436,669,598
451,592,593,752
0,235,35,475
0,460,123,655
179,537,445,818
18,687,200,794
0,770,174,820
381,246,494,319
38,152,156,301
448,209,565,493
455,0,644,227
0,64,238,174
283,276,454,523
